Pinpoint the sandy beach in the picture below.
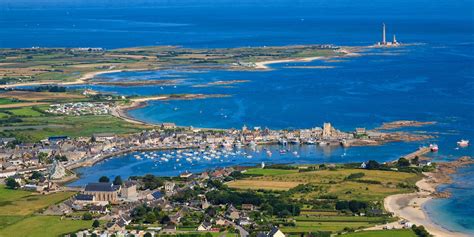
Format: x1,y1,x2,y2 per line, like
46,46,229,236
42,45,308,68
254,56,324,70
381,158,474,237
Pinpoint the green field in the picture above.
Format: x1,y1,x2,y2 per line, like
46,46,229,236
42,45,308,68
227,167,420,234
6,107,44,117
0,114,151,142
341,229,417,237
245,168,298,176
229,168,421,201
0,186,87,237
0,216,92,237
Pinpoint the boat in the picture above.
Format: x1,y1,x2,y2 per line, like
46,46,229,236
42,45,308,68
429,144,439,152
457,139,469,147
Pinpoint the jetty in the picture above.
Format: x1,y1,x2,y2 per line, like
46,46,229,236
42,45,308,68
397,146,431,162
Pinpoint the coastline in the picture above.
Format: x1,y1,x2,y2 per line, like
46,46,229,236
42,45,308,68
253,47,360,70
0,68,148,89
382,157,474,237
254,56,325,70
111,94,231,126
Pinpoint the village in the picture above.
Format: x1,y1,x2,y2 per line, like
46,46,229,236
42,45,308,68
0,121,437,237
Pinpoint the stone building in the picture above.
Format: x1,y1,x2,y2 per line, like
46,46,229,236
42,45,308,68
120,181,137,201
83,182,121,203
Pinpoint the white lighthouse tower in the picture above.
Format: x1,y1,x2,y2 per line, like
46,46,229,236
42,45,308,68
382,23,386,45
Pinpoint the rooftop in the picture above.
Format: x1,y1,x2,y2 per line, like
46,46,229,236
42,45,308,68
84,182,120,192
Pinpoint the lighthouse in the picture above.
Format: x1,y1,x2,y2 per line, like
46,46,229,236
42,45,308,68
382,23,386,45
377,23,400,47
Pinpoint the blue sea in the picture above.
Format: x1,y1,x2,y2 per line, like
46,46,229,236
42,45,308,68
1,0,473,234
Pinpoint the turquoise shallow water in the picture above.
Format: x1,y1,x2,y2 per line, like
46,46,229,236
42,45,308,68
1,0,473,234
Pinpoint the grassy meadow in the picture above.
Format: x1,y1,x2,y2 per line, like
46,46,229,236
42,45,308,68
0,186,88,237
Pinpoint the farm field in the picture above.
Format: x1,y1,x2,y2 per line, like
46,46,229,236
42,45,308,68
227,167,420,234
228,168,420,201
0,186,86,237
0,186,74,216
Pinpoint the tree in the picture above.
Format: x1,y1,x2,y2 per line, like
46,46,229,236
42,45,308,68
205,206,217,217
38,152,49,164
99,176,110,183
82,212,93,220
54,155,68,162
160,215,171,225
5,177,19,189
397,158,410,167
412,225,430,237
365,160,380,170
30,171,44,180
144,212,157,224
412,156,420,166
113,176,123,186
92,220,100,228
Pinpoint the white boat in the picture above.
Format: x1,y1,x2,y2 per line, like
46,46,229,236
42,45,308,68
457,139,469,147
430,144,439,152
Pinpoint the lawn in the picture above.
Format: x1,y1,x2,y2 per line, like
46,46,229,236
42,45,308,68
0,216,92,237
341,229,417,237
245,168,298,176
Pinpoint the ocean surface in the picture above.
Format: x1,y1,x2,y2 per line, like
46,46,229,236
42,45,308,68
1,0,473,234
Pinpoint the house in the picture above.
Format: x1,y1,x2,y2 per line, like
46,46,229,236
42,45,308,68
161,123,177,130
83,182,121,203
106,221,125,232
355,128,367,136
162,224,176,234
241,204,255,211
216,218,229,226
89,205,109,214
227,205,240,220
92,133,115,142
258,227,285,237
197,222,212,231
238,216,252,226
147,191,164,200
